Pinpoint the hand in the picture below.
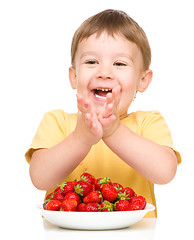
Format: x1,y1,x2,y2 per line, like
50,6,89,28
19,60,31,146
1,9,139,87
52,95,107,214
74,93,103,146
98,86,121,138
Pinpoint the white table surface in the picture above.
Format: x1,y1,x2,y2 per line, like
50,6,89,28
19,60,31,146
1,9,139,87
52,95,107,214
2,204,193,240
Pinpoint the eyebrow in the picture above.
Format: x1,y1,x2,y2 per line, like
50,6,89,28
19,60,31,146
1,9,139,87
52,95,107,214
80,51,134,63
80,51,98,59
116,53,134,62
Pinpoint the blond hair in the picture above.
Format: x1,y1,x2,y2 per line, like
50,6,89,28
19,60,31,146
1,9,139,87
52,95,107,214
71,9,151,70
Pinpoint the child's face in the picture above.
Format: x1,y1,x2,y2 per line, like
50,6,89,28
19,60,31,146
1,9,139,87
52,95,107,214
69,32,152,117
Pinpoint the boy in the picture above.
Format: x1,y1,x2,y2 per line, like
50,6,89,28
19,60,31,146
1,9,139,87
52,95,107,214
25,9,181,217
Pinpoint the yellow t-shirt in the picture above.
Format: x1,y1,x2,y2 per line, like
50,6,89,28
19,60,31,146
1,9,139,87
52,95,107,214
25,110,181,217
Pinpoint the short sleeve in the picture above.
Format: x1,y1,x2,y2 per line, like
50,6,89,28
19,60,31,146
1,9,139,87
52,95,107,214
141,111,181,164
25,110,67,164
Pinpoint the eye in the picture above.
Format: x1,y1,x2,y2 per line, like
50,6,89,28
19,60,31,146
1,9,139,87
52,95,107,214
85,60,98,65
114,62,127,66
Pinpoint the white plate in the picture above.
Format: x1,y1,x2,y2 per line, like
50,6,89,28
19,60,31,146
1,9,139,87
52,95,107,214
38,203,155,230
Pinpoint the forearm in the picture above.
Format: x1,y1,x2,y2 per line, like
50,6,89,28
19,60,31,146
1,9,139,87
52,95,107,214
103,123,177,184
29,132,91,190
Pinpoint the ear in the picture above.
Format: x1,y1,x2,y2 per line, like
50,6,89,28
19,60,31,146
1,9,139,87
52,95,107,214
69,67,77,89
137,69,153,93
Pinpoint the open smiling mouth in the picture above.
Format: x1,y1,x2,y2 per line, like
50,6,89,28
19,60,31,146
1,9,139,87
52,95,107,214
92,88,112,100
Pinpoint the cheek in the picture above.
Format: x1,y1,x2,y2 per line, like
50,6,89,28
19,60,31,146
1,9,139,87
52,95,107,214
75,73,92,97
75,70,86,89
121,78,136,94
119,78,137,105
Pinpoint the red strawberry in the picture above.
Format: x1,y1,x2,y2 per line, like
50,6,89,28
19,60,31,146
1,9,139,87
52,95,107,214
60,199,77,211
46,200,62,211
53,192,64,201
45,193,52,200
63,192,81,205
70,180,77,186
59,181,75,195
83,191,103,204
117,189,129,200
45,192,55,201
128,196,146,210
80,173,95,185
74,180,93,197
112,182,123,192
117,187,136,200
54,187,63,194
100,200,113,212
77,203,86,212
85,203,100,212
95,177,111,191
101,184,118,202
124,187,136,198
114,199,130,211
43,192,56,209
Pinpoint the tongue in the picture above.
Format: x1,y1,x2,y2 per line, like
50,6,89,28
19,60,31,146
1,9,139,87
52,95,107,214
95,90,111,97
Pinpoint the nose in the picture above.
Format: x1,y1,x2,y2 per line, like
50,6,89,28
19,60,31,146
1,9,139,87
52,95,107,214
96,63,113,80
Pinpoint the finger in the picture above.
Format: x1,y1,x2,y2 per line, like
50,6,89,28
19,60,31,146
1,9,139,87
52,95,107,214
106,92,113,104
103,103,114,118
105,85,121,108
85,112,100,131
102,93,114,117
76,94,91,113
84,99,91,111
91,122,99,131
112,86,121,106
99,114,116,126
103,88,120,117
85,112,93,128
112,85,121,95
76,93,84,112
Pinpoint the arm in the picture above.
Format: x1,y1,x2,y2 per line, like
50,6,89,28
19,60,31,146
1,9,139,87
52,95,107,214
30,94,103,190
30,132,91,190
98,87,177,184
103,123,177,184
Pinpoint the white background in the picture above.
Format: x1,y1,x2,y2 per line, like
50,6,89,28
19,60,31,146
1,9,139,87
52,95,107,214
0,0,193,238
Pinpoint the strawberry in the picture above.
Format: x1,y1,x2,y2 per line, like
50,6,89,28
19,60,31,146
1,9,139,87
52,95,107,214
54,187,63,194
128,196,146,210
117,187,136,200
117,189,129,200
80,172,95,185
53,192,64,201
83,191,103,204
95,177,111,191
43,192,56,209
84,203,100,212
59,181,75,196
45,200,62,211
77,203,86,212
74,180,93,197
100,200,113,212
42,173,147,212
45,192,55,201
123,187,136,198
92,184,95,191
60,199,77,211
114,199,130,211
70,180,77,186
112,182,123,192
63,192,81,205
101,184,118,202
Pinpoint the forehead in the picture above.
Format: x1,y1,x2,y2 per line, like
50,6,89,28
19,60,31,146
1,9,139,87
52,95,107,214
76,32,143,63
78,32,135,51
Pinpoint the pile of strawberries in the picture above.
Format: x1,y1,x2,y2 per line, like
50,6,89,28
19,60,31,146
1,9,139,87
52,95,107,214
43,172,146,212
